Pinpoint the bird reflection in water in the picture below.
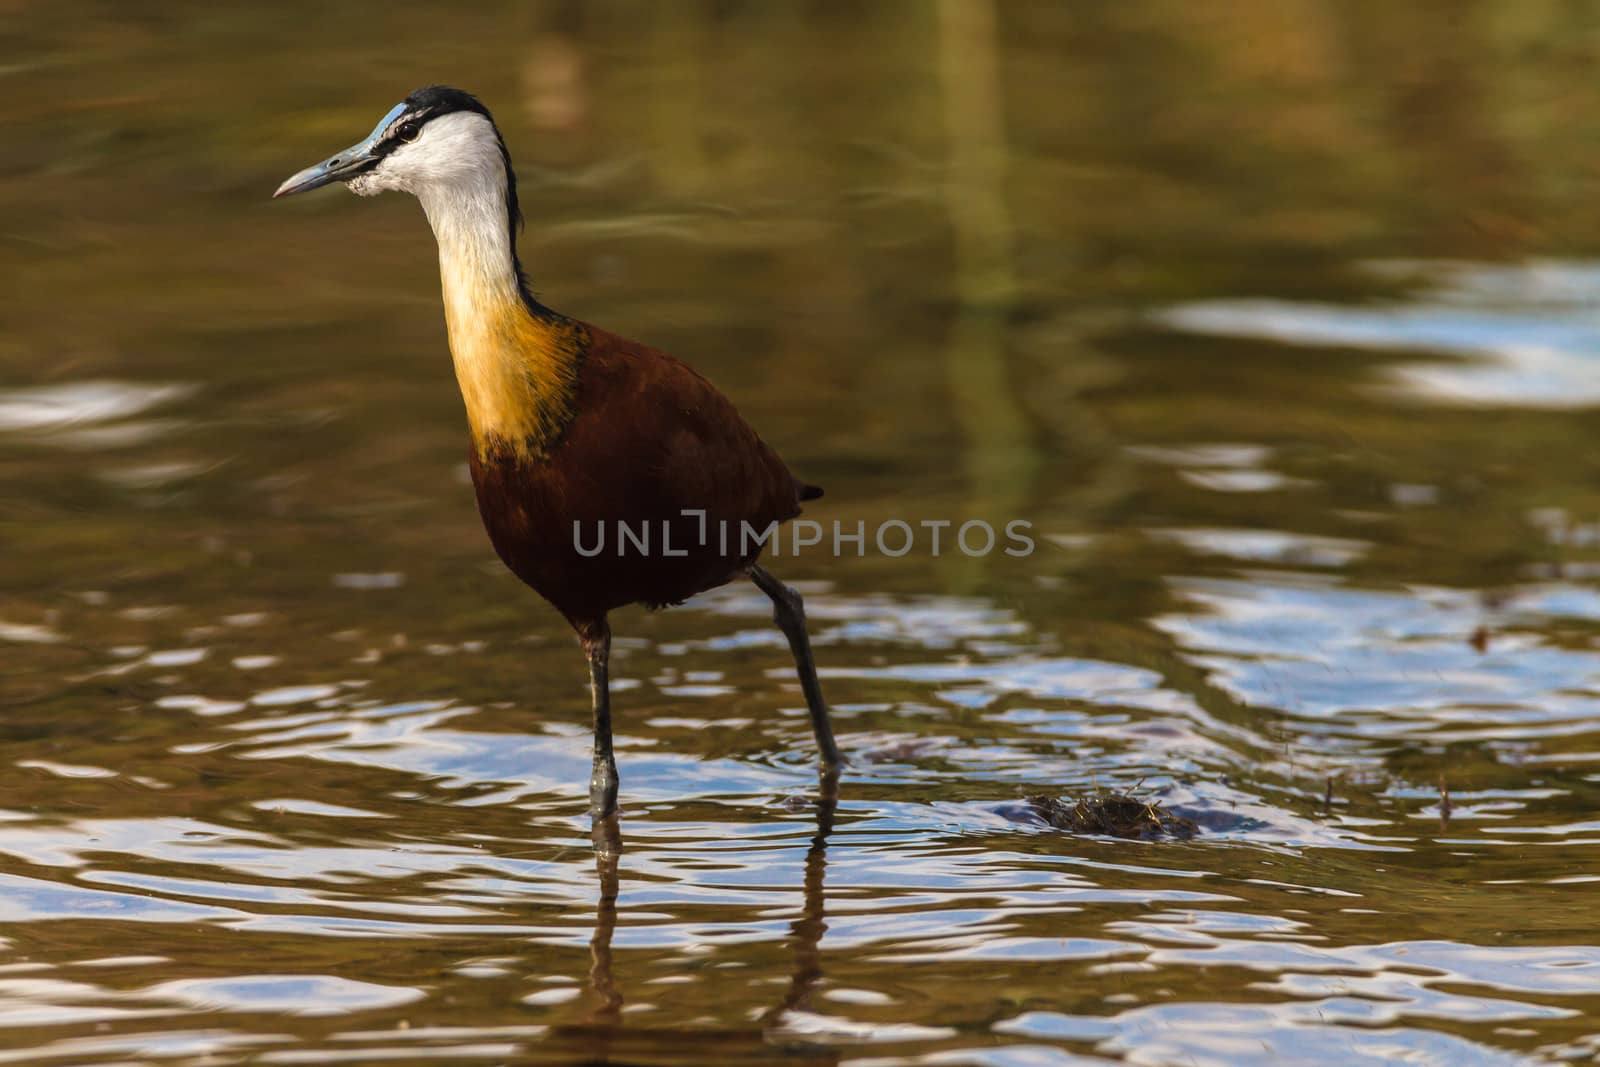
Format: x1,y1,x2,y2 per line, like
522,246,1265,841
588,816,624,1024
765,767,838,1027
565,771,841,1062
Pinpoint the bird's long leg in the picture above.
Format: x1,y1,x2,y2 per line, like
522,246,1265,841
579,618,619,820
749,565,841,768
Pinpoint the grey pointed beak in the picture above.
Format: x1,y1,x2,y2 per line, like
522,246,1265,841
273,149,373,198
273,147,375,198
272,102,407,199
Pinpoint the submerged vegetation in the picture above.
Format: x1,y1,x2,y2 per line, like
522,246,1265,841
1028,791,1200,840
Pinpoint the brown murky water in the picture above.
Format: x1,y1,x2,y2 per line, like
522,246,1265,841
6,3,1600,1064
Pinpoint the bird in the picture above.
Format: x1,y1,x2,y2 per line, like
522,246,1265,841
274,86,839,821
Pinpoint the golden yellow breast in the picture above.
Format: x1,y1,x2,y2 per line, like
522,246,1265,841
442,279,584,461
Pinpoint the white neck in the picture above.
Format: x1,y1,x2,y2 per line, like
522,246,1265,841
370,111,578,457
408,121,534,446
418,172,521,311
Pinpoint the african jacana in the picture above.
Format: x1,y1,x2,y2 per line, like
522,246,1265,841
275,86,840,820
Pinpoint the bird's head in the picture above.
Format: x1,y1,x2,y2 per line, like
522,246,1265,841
273,86,520,216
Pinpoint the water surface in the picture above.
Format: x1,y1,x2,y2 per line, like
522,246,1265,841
6,4,1600,1064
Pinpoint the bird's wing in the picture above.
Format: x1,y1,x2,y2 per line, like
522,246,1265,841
560,325,807,529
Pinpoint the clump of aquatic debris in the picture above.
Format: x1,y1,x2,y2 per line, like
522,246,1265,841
1026,791,1198,840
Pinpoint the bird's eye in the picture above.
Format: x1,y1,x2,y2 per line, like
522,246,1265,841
397,121,421,143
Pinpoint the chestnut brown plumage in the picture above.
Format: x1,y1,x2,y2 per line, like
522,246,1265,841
276,86,840,820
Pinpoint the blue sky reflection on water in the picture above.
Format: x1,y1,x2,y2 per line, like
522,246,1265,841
1161,260,1600,408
